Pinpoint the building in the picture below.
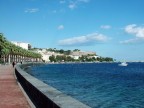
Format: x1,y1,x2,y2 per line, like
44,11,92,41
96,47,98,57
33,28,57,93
32,48,97,62
11,41,31,50
34,49,63,62
70,51,96,60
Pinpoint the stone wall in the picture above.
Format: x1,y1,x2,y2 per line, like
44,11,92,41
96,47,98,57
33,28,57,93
15,65,91,108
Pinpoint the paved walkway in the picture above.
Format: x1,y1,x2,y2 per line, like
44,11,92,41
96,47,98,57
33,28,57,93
0,65,30,108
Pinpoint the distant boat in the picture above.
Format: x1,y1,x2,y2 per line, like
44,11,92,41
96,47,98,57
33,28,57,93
118,62,128,66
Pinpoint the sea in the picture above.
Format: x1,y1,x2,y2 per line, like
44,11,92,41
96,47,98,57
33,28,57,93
26,62,144,108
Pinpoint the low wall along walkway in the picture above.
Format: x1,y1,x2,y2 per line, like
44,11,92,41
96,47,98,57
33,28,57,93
15,65,91,108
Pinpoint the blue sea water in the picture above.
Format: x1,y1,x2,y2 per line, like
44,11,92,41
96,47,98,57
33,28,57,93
27,63,144,108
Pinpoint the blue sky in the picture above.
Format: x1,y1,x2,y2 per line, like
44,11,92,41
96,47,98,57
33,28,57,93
1,0,144,61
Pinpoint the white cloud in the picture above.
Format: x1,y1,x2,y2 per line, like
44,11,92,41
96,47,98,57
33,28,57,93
121,24,144,44
68,3,77,10
58,25,64,30
68,0,90,10
100,25,111,29
58,33,109,46
25,8,39,13
120,38,144,44
125,24,144,38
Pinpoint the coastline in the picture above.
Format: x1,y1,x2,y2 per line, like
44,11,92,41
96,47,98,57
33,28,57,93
24,62,144,108
15,64,91,108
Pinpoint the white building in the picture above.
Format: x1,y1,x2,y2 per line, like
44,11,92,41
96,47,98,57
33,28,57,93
70,51,96,60
32,49,97,62
34,49,63,62
41,54,51,62
11,41,30,50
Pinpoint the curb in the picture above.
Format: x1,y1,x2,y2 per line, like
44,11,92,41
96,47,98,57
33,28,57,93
13,67,36,108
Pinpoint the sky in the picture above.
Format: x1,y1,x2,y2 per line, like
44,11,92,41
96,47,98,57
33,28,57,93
1,0,144,61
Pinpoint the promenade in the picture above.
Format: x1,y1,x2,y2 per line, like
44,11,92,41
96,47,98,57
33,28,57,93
0,65,30,108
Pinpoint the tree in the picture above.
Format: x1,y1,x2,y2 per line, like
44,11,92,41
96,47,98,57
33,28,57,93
49,55,56,62
56,55,62,62
59,49,64,54
64,50,71,55
0,33,42,63
73,49,80,51
79,55,86,62
66,56,74,62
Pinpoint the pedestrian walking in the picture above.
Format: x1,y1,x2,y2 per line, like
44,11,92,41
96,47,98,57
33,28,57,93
12,62,15,68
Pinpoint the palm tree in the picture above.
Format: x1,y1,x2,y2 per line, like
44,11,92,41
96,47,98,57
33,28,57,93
0,33,42,64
